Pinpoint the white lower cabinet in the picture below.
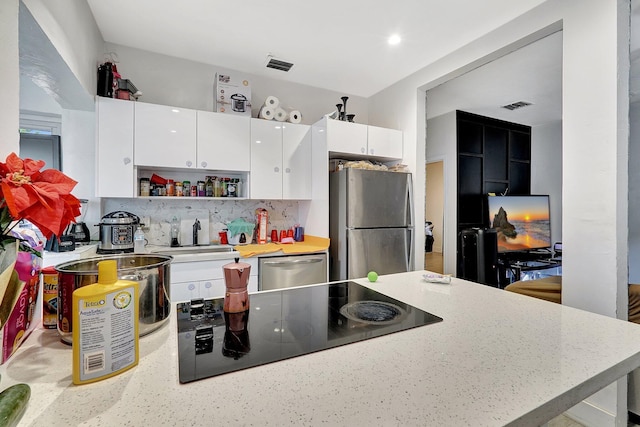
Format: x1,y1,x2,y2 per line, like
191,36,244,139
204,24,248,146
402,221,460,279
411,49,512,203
170,258,258,303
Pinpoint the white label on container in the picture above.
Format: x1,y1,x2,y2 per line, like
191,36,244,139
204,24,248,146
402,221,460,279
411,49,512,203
78,287,136,382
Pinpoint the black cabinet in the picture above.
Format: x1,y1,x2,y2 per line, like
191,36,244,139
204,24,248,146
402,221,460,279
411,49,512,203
456,111,531,232
456,111,531,277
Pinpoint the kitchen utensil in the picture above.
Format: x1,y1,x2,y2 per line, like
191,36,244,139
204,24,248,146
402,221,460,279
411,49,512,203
223,258,251,313
55,254,173,344
69,199,91,244
97,211,140,254
346,114,356,123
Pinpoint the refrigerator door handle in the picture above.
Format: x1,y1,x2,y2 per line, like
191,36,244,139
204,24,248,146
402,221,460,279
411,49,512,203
406,174,414,227
407,227,414,271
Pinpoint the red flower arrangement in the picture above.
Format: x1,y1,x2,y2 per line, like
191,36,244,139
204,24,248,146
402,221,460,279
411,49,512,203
0,152,81,243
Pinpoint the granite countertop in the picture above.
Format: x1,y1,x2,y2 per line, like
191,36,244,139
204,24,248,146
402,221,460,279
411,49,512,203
6,270,640,426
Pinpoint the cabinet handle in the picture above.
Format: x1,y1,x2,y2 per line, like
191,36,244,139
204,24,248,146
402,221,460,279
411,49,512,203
204,282,212,288
123,157,131,165
361,147,366,153
370,148,375,155
201,161,207,168
188,283,196,291
186,160,193,167
285,168,291,173
274,167,280,173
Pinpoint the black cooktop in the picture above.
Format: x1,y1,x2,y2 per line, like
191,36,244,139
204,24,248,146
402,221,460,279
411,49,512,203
176,281,443,383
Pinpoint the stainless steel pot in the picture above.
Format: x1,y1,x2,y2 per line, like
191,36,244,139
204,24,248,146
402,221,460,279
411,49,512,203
55,254,172,344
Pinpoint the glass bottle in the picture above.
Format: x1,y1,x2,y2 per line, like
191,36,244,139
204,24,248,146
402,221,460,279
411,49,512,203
205,177,214,197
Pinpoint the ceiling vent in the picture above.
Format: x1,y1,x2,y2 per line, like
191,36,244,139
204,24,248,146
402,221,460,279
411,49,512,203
501,101,532,111
265,56,294,72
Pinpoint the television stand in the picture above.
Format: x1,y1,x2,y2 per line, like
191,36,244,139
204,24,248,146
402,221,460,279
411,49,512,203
497,251,561,287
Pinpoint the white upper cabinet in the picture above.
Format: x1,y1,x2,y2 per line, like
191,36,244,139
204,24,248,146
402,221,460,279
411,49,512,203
96,97,134,198
323,118,403,160
197,111,250,171
250,119,283,199
326,119,368,155
283,123,312,199
250,119,312,200
134,103,197,168
367,125,403,159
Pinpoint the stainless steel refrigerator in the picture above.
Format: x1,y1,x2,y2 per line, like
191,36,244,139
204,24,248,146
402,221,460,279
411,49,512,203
329,168,414,280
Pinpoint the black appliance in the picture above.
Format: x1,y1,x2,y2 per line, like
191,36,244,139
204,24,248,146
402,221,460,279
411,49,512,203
97,211,140,254
176,282,442,383
458,228,498,286
176,281,442,383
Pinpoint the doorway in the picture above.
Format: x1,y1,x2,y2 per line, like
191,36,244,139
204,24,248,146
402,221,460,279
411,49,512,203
425,160,444,274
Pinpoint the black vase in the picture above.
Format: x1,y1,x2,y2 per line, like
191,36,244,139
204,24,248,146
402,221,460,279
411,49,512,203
341,96,349,121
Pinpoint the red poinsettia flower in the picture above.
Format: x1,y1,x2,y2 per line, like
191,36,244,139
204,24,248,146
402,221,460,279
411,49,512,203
0,152,81,239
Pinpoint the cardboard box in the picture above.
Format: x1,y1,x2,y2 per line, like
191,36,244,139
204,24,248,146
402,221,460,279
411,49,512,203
214,73,252,116
0,247,42,364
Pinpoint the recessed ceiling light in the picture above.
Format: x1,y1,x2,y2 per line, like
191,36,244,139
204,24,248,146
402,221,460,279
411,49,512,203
388,34,401,45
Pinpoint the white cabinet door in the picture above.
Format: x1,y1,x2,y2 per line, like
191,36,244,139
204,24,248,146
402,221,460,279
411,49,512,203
96,97,134,198
250,119,283,199
367,125,403,159
200,279,226,299
326,120,367,155
282,123,312,199
171,281,201,303
134,103,196,168
197,111,251,171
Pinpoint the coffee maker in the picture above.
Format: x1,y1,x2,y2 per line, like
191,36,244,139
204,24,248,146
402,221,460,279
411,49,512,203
222,258,251,359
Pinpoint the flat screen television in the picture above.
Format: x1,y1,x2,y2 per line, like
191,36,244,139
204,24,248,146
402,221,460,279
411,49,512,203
487,195,551,253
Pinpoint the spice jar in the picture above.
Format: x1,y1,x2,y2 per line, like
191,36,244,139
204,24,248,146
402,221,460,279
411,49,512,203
183,181,191,197
175,181,183,197
140,178,150,197
166,179,175,196
197,181,206,197
227,179,236,197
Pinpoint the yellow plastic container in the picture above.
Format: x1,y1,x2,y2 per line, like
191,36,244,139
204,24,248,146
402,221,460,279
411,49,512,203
72,260,139,385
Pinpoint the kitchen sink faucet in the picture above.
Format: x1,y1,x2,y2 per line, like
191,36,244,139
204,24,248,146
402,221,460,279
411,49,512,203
193,219,201,245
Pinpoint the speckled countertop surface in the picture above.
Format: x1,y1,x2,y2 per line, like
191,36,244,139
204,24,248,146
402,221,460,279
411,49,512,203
6,270,640,426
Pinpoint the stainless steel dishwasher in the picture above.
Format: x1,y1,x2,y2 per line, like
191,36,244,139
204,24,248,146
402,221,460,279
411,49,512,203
259,253,328,291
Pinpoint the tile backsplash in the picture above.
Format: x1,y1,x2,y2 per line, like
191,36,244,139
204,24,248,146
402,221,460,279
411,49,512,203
103,198,300,246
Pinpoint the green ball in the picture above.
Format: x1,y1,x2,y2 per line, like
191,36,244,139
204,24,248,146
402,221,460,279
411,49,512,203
367,271,378,282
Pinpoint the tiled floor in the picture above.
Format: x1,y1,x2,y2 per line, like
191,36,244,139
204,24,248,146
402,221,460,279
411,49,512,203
549,414,640,426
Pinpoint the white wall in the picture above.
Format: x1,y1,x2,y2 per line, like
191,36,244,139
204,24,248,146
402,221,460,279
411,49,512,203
1,0,19,155
22,0,104,101
104,43,368,126
369,0,630,423
531,120,562,245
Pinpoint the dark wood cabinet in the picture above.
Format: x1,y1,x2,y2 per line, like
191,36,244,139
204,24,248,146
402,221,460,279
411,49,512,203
456,111,531,233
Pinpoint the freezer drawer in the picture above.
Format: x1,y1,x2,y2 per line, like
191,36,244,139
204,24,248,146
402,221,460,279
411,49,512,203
259,253,328,291
346,228,413,279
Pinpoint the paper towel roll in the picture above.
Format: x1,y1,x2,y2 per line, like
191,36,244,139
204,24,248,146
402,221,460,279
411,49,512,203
265,95,280,108
274,107,287,122
288,110,302,124
259,105,275,120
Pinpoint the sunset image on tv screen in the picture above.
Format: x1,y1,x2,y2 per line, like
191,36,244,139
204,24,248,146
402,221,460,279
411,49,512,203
488,195,551,252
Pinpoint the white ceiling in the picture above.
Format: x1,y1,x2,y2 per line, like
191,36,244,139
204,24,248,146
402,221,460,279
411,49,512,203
86,0,548,98
426,31,562,127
